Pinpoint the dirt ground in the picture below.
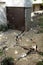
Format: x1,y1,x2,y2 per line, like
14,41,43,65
0,29,43,65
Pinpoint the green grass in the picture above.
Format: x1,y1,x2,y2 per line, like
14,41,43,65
36,60,43,65
0,24,8,32
1,57,14,65
39,30,43,33
0,49,3,56
38,51,43,56
39,18,43,26
38,16,43,33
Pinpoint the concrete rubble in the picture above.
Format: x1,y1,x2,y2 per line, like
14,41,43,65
0,30,43,65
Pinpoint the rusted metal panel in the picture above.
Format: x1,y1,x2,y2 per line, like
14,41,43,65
6,7,25,31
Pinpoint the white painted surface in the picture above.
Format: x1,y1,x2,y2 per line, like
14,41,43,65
6,0,32,7
0,0,6,2
0,0,43,5
0,6,7,25
33,0,43,4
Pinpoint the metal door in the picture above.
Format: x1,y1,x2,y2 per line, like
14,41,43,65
6,7,25,31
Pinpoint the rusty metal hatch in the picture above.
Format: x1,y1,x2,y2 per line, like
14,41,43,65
6,7,25,31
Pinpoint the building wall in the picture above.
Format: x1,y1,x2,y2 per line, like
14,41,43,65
0,2,7,25
6,0,32,7
0,2,5,7
0,0,32,31
6,7,32,31
33,4,40,11
33,0,43,4
25,7,32,31
32,0,43,11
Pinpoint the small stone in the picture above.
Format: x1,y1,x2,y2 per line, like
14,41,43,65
32,45,36,50
14,59,17,61
5,48,9,51
19,39,22,42
26,38,30,42
20,53,26,58
14,50,18,54
23,58,28,61
6,37,7,39
0,38,2,40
